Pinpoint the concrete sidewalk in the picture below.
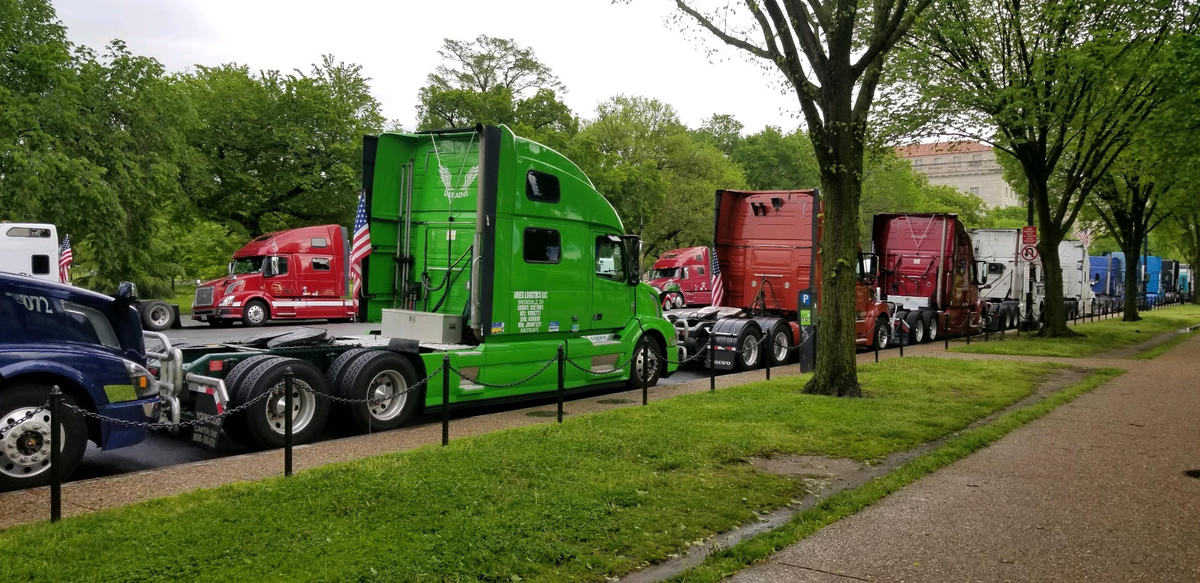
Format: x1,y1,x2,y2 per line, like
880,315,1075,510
729,334,1200,581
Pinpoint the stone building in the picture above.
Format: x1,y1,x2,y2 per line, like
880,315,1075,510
895,141,1020,209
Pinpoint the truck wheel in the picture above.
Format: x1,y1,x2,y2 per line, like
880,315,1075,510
767,324,792,365
734,326,763,370
924,311,938,342
340,352,419,432
905,311,926,344
235,358,330,448
325,348,375,391
628,335,664,388
1008,309,1018,330
872,316,891,349
222,355,285,445
0,384,88,491
140,301,175,331
242,300,269,327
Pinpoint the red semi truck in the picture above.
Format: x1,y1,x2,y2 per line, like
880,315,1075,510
191,225,358,327
666,189,892,371
866,213,988,343
647,246,713,308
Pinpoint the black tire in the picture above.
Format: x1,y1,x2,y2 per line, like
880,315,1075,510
905,311,926,344
871,316,891,349
733,325,763,370
222,355,285,445
627,335,665,388
339,352,420,432
0,384,88,491
242,299,270,327
325,348,376,391
140,301,175,331
923,311,938,342
234,358,331,448
766,324,792,365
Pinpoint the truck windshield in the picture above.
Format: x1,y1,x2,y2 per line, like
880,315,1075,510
230,256,265,275
651,267,680,279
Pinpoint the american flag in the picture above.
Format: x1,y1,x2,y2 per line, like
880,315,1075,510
710,246,725,306
59,234,73,284
349,192,371,298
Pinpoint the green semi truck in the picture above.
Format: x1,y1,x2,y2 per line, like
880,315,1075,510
150,125,678,448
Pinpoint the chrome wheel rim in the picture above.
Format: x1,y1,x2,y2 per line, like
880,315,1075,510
1,407,59,479
772,330,789,361
149,305,171,328
635,343,659,381
876,323,890,348
246,304,266,324
366,370,408,421
740,334,760,368
265,380,316,435
927,317,938,340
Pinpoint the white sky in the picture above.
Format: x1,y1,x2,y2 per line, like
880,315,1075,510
54,0,803,133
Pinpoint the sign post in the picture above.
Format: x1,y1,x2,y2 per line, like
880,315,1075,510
1021,225,1038,329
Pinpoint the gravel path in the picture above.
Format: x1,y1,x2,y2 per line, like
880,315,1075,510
727,332,1200,582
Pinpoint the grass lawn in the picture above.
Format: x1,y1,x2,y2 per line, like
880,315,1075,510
951,304,1200,358
1,358,1064,582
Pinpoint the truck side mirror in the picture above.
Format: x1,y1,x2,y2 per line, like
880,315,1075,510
115,281,138,304
621,235,641,286
974,261,989,286
857,252,878,282
265,257,279,278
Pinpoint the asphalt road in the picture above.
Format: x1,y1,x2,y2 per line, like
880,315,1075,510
71,316,716,484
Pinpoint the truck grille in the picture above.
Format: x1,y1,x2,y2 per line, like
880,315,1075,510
194,286,214,307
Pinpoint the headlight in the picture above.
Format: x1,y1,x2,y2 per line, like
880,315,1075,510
123,359,157,398
220,295,236,306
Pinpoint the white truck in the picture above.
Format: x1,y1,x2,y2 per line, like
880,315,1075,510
971,228,1040,330
971,229,1093,330
0,222,182,331
0,222,61,283
1057,240,1094,318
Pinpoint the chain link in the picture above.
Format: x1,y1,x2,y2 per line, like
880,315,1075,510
58,390,275,431
0,406,45,440
564,353,631,376
314,371,437,405
448,358,556,389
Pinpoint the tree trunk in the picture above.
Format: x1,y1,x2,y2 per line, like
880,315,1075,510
804,111,863,397
1028,176,1076,337
1121,240,1144,320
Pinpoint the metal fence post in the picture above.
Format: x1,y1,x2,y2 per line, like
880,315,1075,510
49,385,62,523
641,353,648,406
763,332,771,381
899,324,905,357
441,354,450,446
944,314,950,350
556,344,564,424
283,368,293,477
874,334,880,363
708,332,716,393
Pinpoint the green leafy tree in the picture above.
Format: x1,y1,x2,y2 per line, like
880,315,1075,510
677,0,934,396
417,35,577,150
180,56,384,236
569,96,745,260
887,0,1195,336
731,126,821,191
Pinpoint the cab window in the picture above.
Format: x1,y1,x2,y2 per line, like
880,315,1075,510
524,228,561,264
312,257,331,271
526,170,560,203
595,236,625,281
31,255,50,275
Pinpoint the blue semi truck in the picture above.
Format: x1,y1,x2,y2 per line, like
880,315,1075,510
0,273,159,490
1090,253,1125,311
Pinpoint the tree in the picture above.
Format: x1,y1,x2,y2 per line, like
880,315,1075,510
693,113,745,155
887,0,1195,336
417,35,577,150
676,0,932,396
731,126,821,191
180,56,384,236
569,96,744,260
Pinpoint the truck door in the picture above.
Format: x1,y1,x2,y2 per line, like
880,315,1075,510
264,256,297,298
590,234,634,331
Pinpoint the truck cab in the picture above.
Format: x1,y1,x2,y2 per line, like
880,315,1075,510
648,247,713,308
0,273,158,490
1090,253,1124,311
192,225,357,327
873,214,987,341
0,223,60,284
